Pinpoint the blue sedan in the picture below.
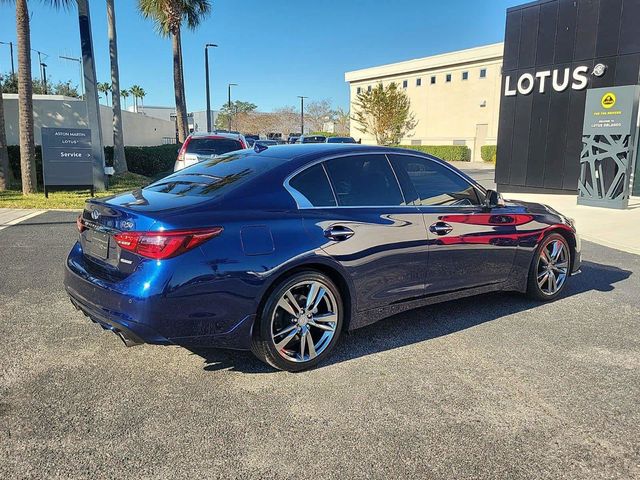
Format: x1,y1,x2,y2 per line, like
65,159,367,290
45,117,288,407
64,144,581,371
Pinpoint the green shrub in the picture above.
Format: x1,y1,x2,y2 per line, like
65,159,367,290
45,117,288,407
397,145,471,162
8,144,180,187
104,144,180,177
8,145,43,187
481,145,497,163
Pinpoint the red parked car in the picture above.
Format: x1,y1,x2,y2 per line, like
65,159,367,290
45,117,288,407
174,132,248,172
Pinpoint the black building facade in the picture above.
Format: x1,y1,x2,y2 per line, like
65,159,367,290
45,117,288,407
496,0,640,194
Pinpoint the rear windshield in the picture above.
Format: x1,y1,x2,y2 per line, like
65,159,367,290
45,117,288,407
186,138,243,156
145,150,270,197
301,136,326,143
326,137,356,143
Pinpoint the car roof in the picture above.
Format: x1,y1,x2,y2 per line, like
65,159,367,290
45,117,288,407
189,131,244,140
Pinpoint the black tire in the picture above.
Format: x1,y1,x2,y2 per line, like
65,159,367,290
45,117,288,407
526,232,571,301
251,271,343,372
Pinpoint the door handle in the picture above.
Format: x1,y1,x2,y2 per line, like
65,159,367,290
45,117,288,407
429,222,453,236
324,225,355,241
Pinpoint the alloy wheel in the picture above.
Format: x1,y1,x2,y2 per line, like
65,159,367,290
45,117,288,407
536,238,569,296
270,280,338,363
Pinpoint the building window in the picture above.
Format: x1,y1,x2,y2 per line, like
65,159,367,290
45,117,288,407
462,71,469,80
416,78,422,87
367,85,372,92
402,80,408,88
480,68,487,78
357,87,361,94
430,76,436,85
446,74,452,82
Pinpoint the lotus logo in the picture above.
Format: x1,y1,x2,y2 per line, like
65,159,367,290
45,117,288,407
91,209,100,220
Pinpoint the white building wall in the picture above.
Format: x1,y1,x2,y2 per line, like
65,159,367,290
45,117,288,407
345,43,503,162
2,94,175,146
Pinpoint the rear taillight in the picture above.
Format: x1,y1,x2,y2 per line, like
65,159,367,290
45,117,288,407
177,137,191,162
113,227,223,260
77,214,86,233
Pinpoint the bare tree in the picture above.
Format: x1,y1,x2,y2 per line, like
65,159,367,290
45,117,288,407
304,99,334,132
334,107,350,135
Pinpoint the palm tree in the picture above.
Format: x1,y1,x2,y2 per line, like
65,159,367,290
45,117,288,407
130,84,143,113
120,89,130,109
137,86,146,112
97,82,111,105
138,0,211,143
106,0,127,173
0,80,10,190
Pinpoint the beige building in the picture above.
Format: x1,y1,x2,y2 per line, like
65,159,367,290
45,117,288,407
345,43,504,162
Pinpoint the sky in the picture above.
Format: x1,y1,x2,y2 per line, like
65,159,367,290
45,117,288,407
0,0,520,113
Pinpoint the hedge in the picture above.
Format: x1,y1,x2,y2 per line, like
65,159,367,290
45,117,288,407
103,144,180,177
397,145,471,162
8,144,181,186
481,145,497,163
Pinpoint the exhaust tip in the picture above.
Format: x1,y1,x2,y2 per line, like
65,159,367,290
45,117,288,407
116,330,143,347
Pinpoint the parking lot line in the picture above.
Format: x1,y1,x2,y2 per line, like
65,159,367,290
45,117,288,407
0,209,46,231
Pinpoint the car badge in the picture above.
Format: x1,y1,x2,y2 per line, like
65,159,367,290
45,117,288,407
91,209,100,220
121,220,134,230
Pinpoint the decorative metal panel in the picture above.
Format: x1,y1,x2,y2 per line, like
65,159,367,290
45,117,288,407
578,134,631,206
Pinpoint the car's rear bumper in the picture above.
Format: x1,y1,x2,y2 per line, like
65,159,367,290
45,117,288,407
64,242,255,350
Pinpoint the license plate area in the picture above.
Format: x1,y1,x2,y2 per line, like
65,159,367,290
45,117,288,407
84,230,111,260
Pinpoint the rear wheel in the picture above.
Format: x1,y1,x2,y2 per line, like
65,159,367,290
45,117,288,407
526,233,570,301
251,271,343,372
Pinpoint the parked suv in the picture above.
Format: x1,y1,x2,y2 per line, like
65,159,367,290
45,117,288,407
174,132,248,172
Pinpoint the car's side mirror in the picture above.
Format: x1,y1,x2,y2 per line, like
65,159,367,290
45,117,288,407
484,189,505,209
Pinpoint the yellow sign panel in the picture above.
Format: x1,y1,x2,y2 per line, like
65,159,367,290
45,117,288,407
601,92,616,109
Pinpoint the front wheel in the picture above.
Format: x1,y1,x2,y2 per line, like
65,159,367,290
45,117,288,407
526,233,571,301
251,271,343,372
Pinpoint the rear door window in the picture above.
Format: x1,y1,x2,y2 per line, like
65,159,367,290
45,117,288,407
323,154,404,206
388,154,481,206
187,138,243,155
288,164,336,207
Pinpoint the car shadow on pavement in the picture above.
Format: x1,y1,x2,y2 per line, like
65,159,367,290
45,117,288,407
186,259,631,373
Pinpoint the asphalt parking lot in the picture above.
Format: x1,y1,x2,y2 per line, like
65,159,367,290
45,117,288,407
1,211,639,479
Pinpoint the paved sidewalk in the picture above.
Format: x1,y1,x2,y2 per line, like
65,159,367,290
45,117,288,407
0,209,45,231
502,193,640,255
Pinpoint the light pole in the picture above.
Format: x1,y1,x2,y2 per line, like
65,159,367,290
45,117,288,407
32,49,47,86
227,83,237,131
40,63,48,94
0,41,14,75
204,43,217,132
297,96,307,135
59,55,84,98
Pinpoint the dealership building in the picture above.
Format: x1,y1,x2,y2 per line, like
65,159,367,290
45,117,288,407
345,43,503,162
347,0,640,204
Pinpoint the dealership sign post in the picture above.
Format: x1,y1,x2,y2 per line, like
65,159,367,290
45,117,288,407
41,127,95,198
578,86,640,209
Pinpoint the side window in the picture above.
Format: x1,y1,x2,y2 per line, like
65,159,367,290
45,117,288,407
324,154,404,207
389,155,481,207
288,164,336,207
